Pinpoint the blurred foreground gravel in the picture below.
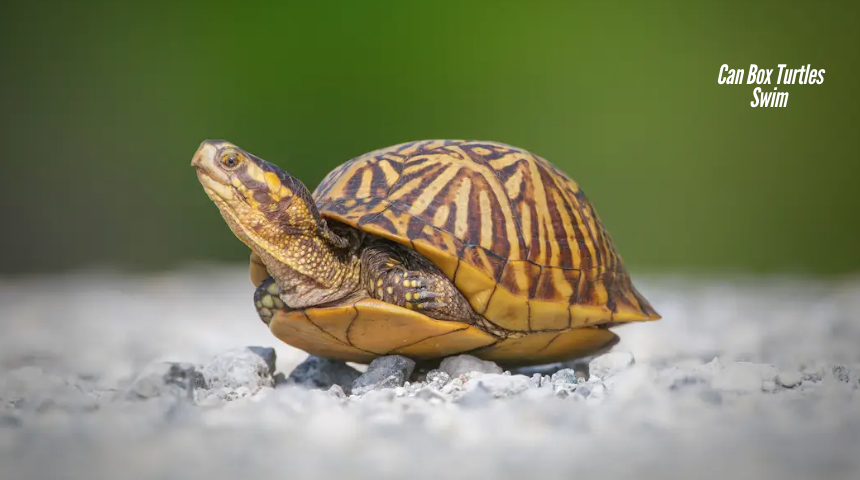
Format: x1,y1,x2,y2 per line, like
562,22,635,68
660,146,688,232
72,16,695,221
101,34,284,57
1,267,859,480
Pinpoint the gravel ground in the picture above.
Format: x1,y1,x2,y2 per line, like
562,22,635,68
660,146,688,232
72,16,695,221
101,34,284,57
1,267,859,480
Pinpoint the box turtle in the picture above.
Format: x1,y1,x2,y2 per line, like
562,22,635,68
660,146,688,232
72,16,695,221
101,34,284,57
193,139,660,366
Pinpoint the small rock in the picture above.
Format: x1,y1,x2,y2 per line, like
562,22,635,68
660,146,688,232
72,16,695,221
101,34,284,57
588,352,635,379
762,380,779,393
284,356,362,393
352,356,415,396
327,384,346,399
551,368,579,385
425,370,450,386
439,354,503,378
561,359,592,380
463,373,531,399
800,364,825,382
201,347,277,395
832,365,851,383
776,371,803,388
127,362,203,401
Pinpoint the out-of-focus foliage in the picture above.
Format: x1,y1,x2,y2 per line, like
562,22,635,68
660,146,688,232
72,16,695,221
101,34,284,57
1,0,858,274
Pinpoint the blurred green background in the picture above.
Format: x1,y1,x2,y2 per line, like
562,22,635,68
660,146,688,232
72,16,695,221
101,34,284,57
1,0,858,275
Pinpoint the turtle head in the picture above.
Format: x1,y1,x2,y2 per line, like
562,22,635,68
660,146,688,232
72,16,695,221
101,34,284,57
192,140,322,253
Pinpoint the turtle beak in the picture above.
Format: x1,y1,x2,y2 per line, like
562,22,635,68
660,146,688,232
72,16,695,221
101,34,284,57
191,140,223,169
193,140,234,199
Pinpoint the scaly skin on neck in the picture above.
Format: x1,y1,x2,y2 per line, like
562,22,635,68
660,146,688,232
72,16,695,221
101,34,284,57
192,140,362,308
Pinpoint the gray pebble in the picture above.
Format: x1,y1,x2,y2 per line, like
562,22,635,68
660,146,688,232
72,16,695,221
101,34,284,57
425,369,450,386
561,359,592,380
352,355,415,396
127,362,203,401
588,352,635,379
284,355,362,393
832,365,851,383
439,354,503,378
551,368,579,385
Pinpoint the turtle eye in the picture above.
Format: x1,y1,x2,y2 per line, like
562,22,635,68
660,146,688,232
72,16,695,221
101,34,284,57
221,153,242,170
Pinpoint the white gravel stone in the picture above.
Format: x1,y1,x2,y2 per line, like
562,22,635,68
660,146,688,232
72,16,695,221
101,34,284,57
588,351,635,379
439,354,503,377
200,346,277,396
776,371,804,388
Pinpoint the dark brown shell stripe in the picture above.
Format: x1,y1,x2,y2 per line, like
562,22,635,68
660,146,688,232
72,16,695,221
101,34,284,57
313,140,659,326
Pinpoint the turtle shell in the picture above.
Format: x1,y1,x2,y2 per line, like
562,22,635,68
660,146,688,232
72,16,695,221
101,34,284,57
313,140,660,333
266,298,621,365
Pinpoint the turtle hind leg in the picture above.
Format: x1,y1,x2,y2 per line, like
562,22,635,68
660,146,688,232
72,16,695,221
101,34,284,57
254,276,285,326
360,240,480,324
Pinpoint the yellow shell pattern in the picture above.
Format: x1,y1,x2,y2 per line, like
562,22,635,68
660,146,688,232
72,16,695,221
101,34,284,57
313,140,660,333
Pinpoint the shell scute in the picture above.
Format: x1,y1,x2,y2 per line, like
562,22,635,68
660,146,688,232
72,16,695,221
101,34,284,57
312,140,660,329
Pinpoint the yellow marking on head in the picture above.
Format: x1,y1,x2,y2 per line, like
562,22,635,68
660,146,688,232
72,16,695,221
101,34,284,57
232,177,243,188
377,279,383,287
405,292,412,301
403,280,409,287
246,162,267,184
387,286,394,294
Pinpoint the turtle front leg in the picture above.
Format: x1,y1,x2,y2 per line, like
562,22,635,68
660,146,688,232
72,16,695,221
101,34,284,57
253,276,285,326
361,241,479,323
